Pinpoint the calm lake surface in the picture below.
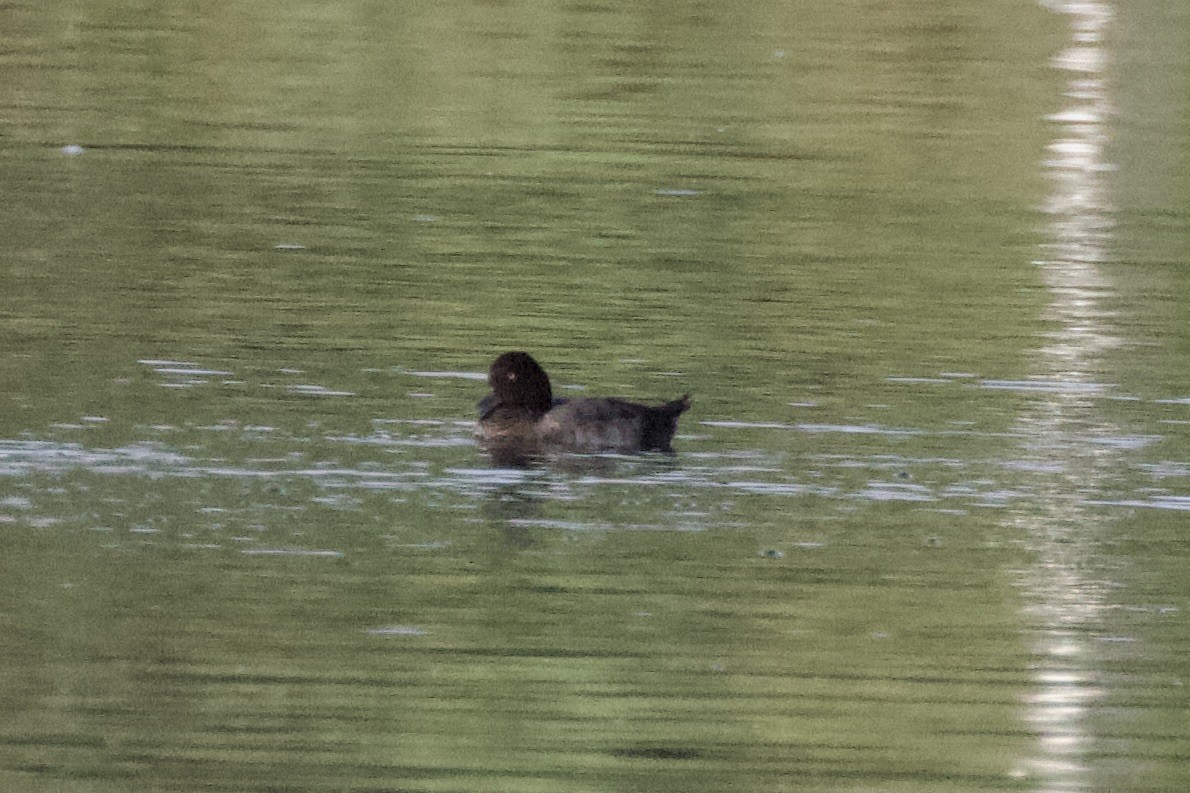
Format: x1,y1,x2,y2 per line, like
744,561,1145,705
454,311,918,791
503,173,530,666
2,1,1188,791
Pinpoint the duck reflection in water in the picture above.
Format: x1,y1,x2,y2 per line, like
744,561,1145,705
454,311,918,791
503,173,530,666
477,351,690,467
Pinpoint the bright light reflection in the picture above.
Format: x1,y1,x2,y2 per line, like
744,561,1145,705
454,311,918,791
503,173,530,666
1015,2,1118,790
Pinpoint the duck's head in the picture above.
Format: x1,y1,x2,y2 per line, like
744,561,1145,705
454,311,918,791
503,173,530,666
488,351,553,414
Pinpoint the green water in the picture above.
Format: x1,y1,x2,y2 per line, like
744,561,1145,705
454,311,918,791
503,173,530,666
2,1,1188,791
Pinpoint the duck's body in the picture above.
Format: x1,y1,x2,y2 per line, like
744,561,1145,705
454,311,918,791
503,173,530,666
477,352,689,463
536,395,691,453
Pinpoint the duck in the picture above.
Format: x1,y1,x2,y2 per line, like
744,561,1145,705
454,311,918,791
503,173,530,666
477,351,690,462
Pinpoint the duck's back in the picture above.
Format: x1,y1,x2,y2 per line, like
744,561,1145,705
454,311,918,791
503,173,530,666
538,395,690,453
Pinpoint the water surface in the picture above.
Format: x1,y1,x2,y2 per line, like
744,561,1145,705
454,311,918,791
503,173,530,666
2,1,1188,792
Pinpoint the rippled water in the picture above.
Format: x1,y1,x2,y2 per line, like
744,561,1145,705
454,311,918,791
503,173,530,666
3,1,1189,792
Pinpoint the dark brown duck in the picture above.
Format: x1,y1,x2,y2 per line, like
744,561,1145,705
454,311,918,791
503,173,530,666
478,352,690,459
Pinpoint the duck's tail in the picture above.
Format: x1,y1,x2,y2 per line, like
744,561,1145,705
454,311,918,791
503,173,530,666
664,394,692,416
639,394,691,452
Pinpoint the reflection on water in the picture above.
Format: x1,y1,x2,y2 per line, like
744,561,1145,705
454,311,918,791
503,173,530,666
1016,2,1117,789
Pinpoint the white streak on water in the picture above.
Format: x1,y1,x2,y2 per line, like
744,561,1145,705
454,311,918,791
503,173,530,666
286,384,356,397
700,420,795,430
402,370,488,381
795,423,921,436
366,625,428,636
241,548,344,557
978,379,1114,395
